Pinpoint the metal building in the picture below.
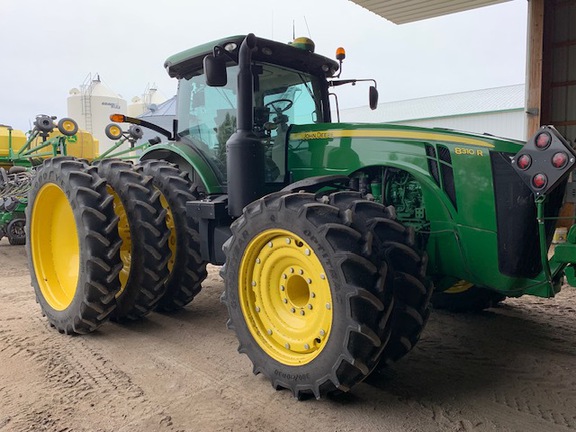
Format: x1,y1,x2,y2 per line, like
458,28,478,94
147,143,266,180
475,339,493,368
349,0,576,142
341,84,526,140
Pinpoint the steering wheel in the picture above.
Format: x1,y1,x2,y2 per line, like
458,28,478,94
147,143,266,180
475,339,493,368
265,98,293,115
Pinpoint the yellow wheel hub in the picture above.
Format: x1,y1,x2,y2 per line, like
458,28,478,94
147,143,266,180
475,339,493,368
108,186,131,295
61,120,76,133
239,229,333,366
31,183,80,311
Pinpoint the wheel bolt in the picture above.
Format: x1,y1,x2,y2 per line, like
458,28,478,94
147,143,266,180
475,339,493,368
300,310,305,316
255,306,260,312
282,274,287,279
326,303,331,310
290,268,294,273
304,249,310,256
256,258,261,264
268,242,273,248
304,343,310,350
286,238,291,244
320,274,326,280
283,298,288,304
280,285,285,291
285,343,290,349
267,329,273,335
291,307,296,313
311,292,316,298
320,329,326,336
299,269,304,275
251,281,256,286
307,278,312,284
307,304,313,310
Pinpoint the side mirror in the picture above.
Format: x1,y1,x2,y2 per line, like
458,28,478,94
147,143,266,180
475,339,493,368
204,54,227,87
369,86,379,110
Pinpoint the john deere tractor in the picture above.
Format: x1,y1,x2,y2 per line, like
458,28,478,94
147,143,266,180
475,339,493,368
26,34,576,399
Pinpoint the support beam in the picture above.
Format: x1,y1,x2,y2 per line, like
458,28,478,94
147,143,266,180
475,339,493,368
525,0,545,137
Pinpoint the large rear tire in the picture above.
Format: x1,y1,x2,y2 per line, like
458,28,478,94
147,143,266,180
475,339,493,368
222,191,393,399
26,157,123,334
94,159,171,321
431,281,505,312
137,160,208,312
328,191,432,368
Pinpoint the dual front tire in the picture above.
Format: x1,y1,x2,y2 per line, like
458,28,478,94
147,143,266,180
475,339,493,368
27,157,207,334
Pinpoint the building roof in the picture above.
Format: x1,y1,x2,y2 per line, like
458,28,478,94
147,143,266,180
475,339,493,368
140,95,176,118
341,83,525,123
348,0,512,24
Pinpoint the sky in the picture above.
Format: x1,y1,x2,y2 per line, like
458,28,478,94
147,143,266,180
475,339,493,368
0,0,528,132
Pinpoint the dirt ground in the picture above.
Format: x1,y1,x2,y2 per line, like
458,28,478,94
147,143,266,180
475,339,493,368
1,238,576,432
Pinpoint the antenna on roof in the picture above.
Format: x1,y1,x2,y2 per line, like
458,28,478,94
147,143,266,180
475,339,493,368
303,16,311,37
292,20,295,40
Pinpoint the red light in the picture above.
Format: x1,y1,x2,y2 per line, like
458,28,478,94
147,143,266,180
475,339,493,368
532,173,548,189
535,133,551,149
552,151,568,169
517,154,532,170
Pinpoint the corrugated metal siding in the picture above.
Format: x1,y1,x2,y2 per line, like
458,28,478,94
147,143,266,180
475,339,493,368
340,84,526,140
349,0,512,24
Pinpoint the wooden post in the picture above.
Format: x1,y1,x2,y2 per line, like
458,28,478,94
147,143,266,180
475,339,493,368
525,0,545,138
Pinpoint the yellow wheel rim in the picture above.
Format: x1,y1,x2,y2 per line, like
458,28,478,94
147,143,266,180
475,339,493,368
444,280,474,294
239,229,333,366
109,125,121,139
108,186,131,296
159,193,176,272
31,183,80,311
61,120,76,133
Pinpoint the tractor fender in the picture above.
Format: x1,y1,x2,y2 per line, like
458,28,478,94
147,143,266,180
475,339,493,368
140,141,224,194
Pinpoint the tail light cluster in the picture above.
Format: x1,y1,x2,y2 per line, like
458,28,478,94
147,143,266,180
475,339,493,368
512,126,576,195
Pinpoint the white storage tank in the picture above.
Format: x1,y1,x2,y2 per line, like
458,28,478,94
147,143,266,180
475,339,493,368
68,74,127,154
127,85,167,118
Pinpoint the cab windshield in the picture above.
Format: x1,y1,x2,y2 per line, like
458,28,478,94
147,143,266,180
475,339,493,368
177,62,325,183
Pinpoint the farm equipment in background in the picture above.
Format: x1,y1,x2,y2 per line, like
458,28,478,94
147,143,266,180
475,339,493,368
25,34,576,400
0,167,32,245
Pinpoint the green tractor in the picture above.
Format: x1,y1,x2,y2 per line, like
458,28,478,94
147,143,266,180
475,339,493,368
26,34,576,399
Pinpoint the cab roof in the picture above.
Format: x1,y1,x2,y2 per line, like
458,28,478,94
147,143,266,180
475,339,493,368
164,35,340,80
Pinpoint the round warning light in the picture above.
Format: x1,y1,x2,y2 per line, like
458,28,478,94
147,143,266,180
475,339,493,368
552,151,568,169
517,154,532,170
532,173,548,189
535,132,551,149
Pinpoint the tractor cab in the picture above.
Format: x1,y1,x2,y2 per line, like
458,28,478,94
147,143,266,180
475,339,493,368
157,35,339,193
